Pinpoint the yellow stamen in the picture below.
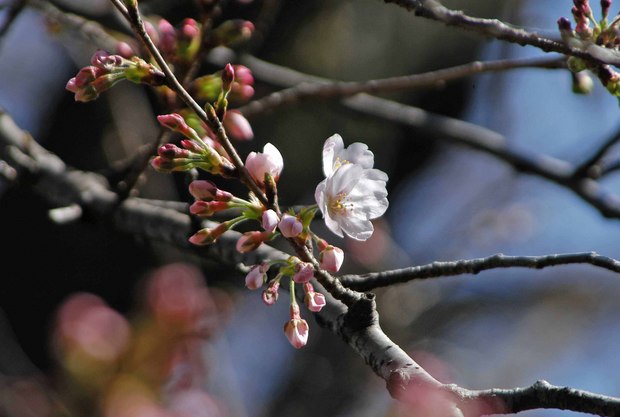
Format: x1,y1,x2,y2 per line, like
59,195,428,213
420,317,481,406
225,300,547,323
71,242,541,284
333,157,349,171
329,192,353,214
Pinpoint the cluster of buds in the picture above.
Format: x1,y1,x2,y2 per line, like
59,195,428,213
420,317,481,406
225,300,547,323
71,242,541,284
242,257,326,349
151,113,235,175
558,0,616,43
558,1,620,96
66,50,165,102
176,140,335,350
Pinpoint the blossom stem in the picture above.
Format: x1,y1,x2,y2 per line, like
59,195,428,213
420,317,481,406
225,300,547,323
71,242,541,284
289,277,297,307
294,244,361,306
225,215,249,229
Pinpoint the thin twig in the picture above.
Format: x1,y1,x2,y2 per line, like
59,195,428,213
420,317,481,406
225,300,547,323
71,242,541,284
238,56,565,118
382,0,620,66
340,252,620,291
600,158,620,177
573,124,620,179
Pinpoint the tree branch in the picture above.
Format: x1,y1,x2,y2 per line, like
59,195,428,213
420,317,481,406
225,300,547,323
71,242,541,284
340,252,620,291
381,0,620,66
573,125,620,179
465,380,620,416
238,56,565,118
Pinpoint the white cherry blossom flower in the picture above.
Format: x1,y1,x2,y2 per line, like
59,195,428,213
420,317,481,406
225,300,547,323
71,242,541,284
322,134,374,177
245,143,283,186
315,163,388,241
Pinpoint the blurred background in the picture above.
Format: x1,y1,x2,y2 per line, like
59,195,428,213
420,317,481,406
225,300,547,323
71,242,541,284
1,0,620,416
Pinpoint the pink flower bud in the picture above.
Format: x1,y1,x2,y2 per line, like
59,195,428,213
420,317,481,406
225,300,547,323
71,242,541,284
158,143,191,159
231,84,255,102
283,305,308,349
151,156,177,172
223,110,253,141
306,292,326,312
293,261,314,283
157,113,199,139
188,180,232,202
319,244,344,273
74,66,104,88
262,280,280,305
304,283,326,312
182,18,201,39
233,65,254,86
180,139,206,153
189,201,229,217
245,264,268,290
90,49,110,68
602,0,612,17
245,143,283,186
261,209,279,233
236,231,271,253
65,78,78,93
91,50,123,71
189,180,218,200
188,223,229,246
278,213,302,238
222,63,235,93
158,19,177,54
116,41,136,58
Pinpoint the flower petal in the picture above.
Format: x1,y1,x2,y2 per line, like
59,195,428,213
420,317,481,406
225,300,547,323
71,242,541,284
322,134,344,177
339,215,374,241
342,142,374,170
